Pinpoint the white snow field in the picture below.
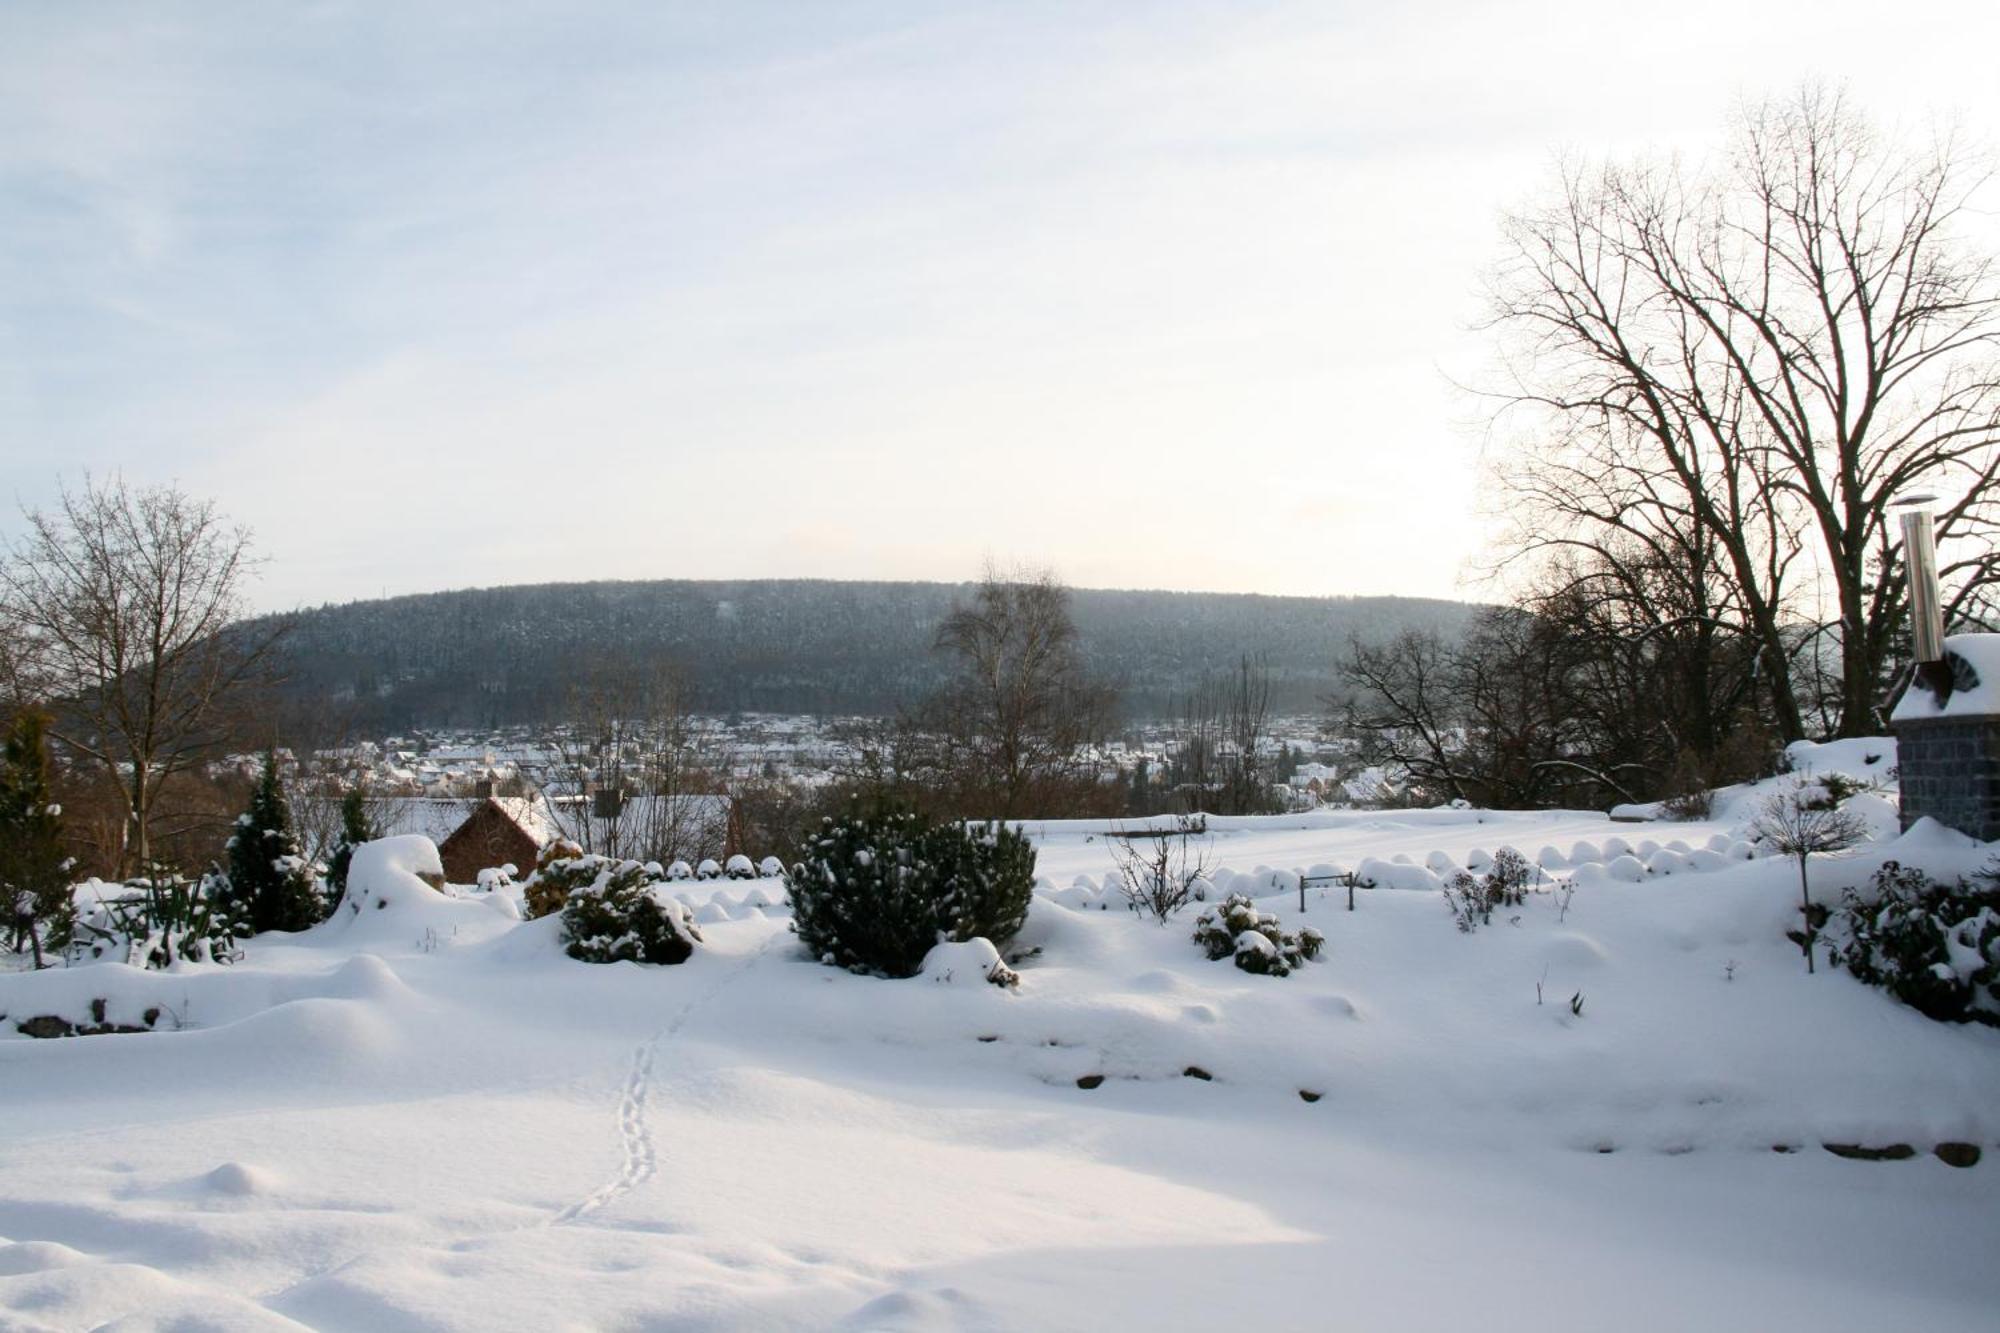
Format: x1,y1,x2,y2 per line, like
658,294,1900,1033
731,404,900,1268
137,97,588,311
5,753,1999,1330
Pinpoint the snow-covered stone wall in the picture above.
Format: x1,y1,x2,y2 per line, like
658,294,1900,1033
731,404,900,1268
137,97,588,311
1891,633,2000,841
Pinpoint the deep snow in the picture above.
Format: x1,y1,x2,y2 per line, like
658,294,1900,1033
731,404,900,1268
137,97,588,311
3,762,1998,1330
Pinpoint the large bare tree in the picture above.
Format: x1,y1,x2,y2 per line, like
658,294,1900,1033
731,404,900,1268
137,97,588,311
0,477,284,873
928,566,1116,819
1166,655,1279,815
1488,86,2000,738
548,661,731,866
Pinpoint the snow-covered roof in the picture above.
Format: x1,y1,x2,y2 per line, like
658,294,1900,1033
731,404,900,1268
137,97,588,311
1889,634,1999,723
488,796,562,848
550,793,732,848
370,797,483,844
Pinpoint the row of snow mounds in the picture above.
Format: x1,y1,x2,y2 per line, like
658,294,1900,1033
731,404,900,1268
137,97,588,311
1033,836,1779,915
1018,806,1510,844
667,879,791,925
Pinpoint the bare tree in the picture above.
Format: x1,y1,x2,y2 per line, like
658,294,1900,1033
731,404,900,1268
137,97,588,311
1489,86,2000,739
1110,814,1214,922
548,661,730,866
0,477,285,874
1747,779,1868,973
928,566,1116,819
1168,655,1279,815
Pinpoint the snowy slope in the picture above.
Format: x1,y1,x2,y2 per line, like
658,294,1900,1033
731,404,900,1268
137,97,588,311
3,803,1998,1331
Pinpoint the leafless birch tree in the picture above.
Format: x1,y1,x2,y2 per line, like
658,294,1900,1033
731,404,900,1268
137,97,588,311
0,477,284,873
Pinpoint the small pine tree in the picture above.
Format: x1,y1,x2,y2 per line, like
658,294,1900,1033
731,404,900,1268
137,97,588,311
325,787,376,904
0,711,74,968
224,751,325,934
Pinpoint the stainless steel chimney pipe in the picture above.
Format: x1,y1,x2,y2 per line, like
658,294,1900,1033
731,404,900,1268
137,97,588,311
1898,495,1952,700
1901,500,1945,665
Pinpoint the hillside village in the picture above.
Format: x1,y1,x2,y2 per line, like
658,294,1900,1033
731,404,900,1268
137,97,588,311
261,712,1358,874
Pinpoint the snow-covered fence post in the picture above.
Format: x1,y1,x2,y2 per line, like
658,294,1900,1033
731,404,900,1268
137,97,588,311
1296,870,1347,914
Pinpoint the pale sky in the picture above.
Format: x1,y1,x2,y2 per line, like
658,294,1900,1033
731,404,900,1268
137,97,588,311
4,1,1998,612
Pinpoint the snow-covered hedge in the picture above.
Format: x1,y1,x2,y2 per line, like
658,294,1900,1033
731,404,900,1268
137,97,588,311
786,808,1036,978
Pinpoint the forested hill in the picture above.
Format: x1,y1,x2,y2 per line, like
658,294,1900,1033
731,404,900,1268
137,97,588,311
250,580,1478,730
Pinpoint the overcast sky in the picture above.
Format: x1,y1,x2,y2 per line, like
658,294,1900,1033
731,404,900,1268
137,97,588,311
4,1,1998,612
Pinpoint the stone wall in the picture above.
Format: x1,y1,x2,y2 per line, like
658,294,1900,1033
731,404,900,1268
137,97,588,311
1893,714,2000,841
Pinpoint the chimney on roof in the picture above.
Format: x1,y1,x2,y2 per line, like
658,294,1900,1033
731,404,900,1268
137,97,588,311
1897,494,1952,702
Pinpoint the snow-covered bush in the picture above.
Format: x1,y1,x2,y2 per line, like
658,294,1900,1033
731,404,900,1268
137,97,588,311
1442,846,1539,932
559,859,704,966
696,858,722,881
1833,860,2000,1025
785,807,1036,978
520,840,703,964
758,855,785,878
523,839,587,919
724,854,757,880
667,860,694,881
72,871,242,969
1191,893,1323,977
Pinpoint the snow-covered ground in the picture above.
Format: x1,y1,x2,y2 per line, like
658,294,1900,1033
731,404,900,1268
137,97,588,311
4,751,1997,1330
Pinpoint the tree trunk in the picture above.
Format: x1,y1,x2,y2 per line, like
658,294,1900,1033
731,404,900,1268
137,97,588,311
1798,855,1815,974
127,765,150,878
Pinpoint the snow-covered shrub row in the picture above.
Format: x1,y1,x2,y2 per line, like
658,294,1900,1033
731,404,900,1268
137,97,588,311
1191,894,1323,977
1036,874,1118,912
1832,860,2000,1025
678,883,786,924
786,807,1035,978
1033,823,1798,926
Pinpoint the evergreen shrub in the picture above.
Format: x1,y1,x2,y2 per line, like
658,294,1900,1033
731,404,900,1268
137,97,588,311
1833,860,2000,1025
785,806,1036,977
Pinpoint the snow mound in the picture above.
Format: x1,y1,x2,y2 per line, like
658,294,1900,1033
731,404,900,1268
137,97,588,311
919,938,1017,988
204,1162,279,1197
1604,855,1646,883
1355,858,1443,891
0,1240,91,1276
341,837,447,916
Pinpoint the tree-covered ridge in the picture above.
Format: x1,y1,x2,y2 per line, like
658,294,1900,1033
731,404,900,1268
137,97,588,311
249,579,1477,728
